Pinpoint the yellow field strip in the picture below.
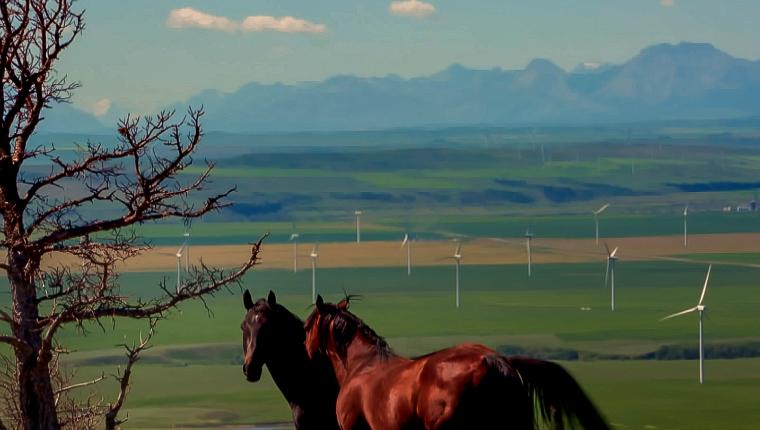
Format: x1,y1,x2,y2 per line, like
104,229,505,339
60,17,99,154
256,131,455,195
27,233,760,272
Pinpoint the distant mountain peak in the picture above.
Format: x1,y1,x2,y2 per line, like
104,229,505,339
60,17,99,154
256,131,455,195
430,63,476,81
637,41,727,60
571,61,614,74
525,58,564,74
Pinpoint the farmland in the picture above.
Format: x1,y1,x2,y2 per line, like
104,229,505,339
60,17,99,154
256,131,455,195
5,123,760,429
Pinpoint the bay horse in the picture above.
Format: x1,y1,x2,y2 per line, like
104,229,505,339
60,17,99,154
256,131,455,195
241,290,340,430
304,295,611,430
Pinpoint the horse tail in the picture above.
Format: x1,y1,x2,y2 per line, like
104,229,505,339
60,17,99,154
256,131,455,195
486,355,611,430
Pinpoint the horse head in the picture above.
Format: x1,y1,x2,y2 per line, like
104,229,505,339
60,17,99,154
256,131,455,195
241,289,281,382
305,294,388,367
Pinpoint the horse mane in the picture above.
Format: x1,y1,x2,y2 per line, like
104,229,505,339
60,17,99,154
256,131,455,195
307,302,394,362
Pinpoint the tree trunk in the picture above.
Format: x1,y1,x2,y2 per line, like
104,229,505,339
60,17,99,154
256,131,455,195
8,247,60,430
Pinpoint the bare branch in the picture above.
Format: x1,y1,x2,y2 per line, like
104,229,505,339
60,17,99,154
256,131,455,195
54,374,105,397
0,335,31,355
47,236,265,329
105,319,157,430
23,108,234,250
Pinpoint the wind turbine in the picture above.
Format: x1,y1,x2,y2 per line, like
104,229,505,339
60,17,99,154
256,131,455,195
525,229,534,278
310,244,319,304
662,265,712,384
592,203,610,246
604,244,619,311
683,206,689,248
183,231,190,272
354,210,362,243
401,234,411,276
175,240,187,292
290,233,299,273
453,243,462,308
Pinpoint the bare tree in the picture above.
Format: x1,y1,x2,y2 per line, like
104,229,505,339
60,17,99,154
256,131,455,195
0,1,263,429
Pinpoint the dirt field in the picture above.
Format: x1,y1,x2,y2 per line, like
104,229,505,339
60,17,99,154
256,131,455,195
31,233,760,272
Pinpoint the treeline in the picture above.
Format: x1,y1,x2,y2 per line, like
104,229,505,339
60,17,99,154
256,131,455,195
499,342,760,361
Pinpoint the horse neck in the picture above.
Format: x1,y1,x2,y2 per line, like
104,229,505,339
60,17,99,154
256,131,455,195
327,332,398,386
267,323,335,409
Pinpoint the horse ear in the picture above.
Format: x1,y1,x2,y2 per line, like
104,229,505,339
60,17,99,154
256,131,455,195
243,290,254,310
315,295,325,313
267,290,277,306
337,299,349,311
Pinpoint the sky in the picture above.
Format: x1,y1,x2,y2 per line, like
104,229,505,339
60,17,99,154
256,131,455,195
57,0,760,118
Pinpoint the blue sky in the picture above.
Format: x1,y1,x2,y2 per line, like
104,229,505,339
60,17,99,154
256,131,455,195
57,0,760,118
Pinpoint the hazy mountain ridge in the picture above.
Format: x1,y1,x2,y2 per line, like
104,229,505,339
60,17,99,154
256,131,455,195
43,42,760,133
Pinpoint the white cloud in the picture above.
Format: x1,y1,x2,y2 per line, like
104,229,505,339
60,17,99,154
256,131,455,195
660,0,675,7
166,8,326,34
92,98,111,117
166,8,237,32
241,16,326,34
390,0,436,18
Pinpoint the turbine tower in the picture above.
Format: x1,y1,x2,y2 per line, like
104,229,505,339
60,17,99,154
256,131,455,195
453,243,462,308
401,234,411,276
662,265,712,384
290,233,299,273
354,210,362,243
593,203,610,246
525,229,534,278
683,206,689,248
310,244,319,304
175,241,187,292
604,244,619,311
183,231,190,272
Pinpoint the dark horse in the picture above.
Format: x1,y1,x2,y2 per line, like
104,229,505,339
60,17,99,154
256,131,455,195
305,295,611,430
241,290,340,430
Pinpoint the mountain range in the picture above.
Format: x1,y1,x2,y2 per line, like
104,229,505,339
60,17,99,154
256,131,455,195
42,42,760,133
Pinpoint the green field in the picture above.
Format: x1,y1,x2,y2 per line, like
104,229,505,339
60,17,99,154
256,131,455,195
7,125,760,428
12,259,753,429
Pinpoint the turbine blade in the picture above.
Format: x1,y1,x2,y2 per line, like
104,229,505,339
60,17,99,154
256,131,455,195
595,203,610,214
698,264,712,306
604,242,611,256
455,244,461,256
684,206,688,217
661,306,699,321
611,247,619,258
402,234,408,247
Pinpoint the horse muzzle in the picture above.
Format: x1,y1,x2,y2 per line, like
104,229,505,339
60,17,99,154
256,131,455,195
243,362,263,382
